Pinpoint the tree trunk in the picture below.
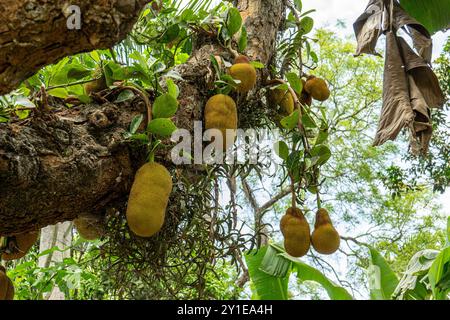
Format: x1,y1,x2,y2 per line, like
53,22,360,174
0,0,286,235
0,0,148,95
38,221,73,300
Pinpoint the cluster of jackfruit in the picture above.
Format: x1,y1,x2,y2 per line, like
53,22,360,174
0,266,14,300
126,162,173,238
267,76,330,119
280,207,340,258
204,55,257,151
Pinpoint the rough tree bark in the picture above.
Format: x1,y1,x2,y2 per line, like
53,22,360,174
0,0,148,95
0,0,286,235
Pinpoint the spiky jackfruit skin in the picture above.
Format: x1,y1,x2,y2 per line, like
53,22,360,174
268,89,295,115
311,208,340,255
0,267,14,300
1,231,39,261
280,207,311,258
304,77,330,102
204,94,238,151
126,163,173,238
74,216,105,240
228,56,257,93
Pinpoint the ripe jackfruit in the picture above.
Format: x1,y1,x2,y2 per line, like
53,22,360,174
74,215,105,240
304,76,330,102
0,266,14,300
268,88,295,115
228,55,257,93
204,94,238,151
311,208,340,255
1,231,39,261
126,162,173,238
280,207,311,258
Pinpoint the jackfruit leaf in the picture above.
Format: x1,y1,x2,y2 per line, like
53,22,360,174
401,0,450,34
152,93,179,119
48,88,70,99
281,110,300,130
67,65,92,80
267,244,353,300
148,118,177,137
315,129,329,145
274,141,289,161
115,90,135,103
293,0,302,12
286,72,303,95
368,247,399,300
161,24,180,43
353,0,383,56
129,115,144,135
238,26,248,52
301,112,317,128
166,78,180,99
244,246,289,300
300,17,314,35
250,61,265,69
226,7,242,36
309,144,331,166
428,247,450,299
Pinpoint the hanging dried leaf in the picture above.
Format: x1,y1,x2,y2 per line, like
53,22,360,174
391,2,433,63
397,37,445,109
373,31,415,146
353,0,384,56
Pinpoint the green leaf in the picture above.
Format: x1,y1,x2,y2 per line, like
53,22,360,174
280,110,300,130
148,118,177,137
401,0,450,34
152,93,179,119
129,115,144,135
293,0,302,12
226,7,242,36
368,247,399,300
244,246,290,300
47,88,70,99
428,247,450,299
268,244,353,300
286,72,303,95
115,90,135,103
301,112,317,128
166,79,180,99
238,26,248,52
309,145,331,166
300,16,314,34
161,24,180,43
274,141,289,161
250,61,265,69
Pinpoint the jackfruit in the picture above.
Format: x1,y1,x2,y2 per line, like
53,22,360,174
280,207,311,258
126,162,173,238
228,55,257,93
304,76,330,102
0,266,14,300
204,94,238,151
268,88,295,115
74,215,105,240
1,231,39,261
311,208,340,255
